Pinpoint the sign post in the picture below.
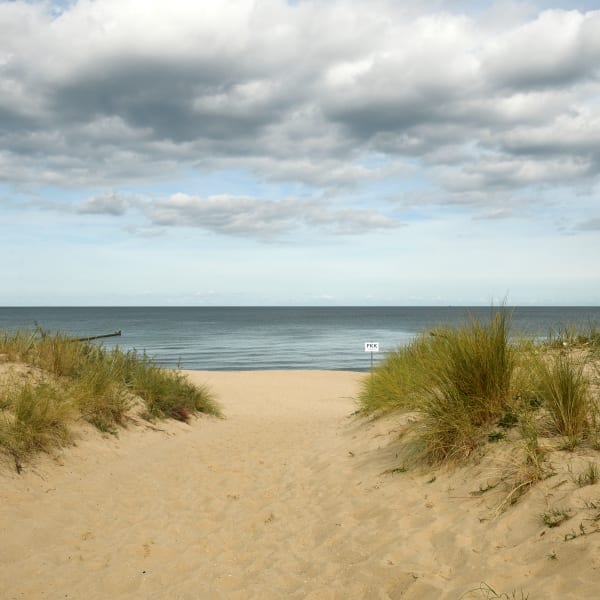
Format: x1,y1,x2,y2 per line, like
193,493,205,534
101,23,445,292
364,342,380,370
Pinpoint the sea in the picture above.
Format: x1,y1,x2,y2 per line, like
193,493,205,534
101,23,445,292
0,306,599,372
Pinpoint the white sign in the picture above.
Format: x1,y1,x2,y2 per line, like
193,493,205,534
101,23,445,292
364,342,380,352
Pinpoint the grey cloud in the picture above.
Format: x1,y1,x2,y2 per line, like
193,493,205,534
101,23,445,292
0,1,600,202
70,189,401,240
123,225,165,238
51,67,289,144
577,217,600,231
144,193,401,239
496,109,600,163
482,10,600,91
211,155,408,189
435,154,593,195
473,207,514,220
78,192,128,216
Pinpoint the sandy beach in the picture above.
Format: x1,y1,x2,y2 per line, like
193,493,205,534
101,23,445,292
2,370,600,599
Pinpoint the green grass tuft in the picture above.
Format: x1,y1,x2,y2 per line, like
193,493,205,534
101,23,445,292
534,352,592,448
358,333,439,414
359,308,519,464
575,462,599,487
130,362,220,421
414,309,516,463
0,383,75,462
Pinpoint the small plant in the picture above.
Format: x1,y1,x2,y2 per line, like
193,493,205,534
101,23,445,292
460,582,529,599
575,462,600,487
543,508,572,528
497,412,518,429
488,431,505,442
390,465,408,474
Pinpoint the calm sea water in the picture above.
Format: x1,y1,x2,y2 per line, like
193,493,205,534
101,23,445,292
0,306,599,372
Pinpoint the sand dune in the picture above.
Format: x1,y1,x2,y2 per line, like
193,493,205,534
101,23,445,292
1,370,600,599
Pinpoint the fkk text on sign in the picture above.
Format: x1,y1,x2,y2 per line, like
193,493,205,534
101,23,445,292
364,342,379,352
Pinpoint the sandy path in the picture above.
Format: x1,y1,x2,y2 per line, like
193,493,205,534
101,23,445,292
0,371,375,599
2,371,600,599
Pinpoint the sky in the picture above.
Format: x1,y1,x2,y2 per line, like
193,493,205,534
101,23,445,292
1,0,599,306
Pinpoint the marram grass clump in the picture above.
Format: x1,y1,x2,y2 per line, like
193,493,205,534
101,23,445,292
414,310,516,463
359,333,439,414
0,329,220,468
359,312,600,470
127,360,219,422
533,351,593,448
0,382,75,467
360,309,518,464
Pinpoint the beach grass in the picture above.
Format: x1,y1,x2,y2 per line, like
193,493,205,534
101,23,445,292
0,329,219,467
0,382,75,466
533,350,592,448
360,308,518,463
415,310,516,463
358,333,439,414
546,323,600,353
359,310,600,468
127,359,219,422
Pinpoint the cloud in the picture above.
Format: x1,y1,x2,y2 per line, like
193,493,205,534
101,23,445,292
436,153,592,194
481,9,600,90
0,0,599,206
577,217,600,231
78,191,128,215
66,189,401,240
144,193,401,239
474,207,514,220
